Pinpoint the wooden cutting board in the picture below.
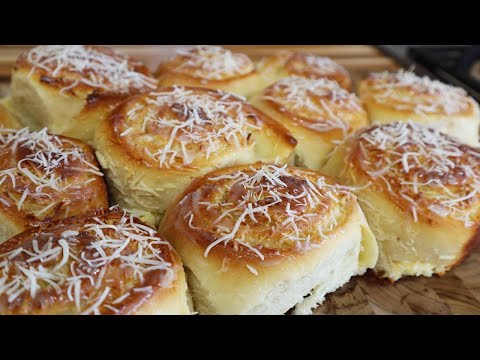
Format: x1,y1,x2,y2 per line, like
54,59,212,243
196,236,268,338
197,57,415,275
0,45,478,315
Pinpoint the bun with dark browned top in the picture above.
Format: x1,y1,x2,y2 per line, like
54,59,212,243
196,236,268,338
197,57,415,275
95,86,296,225
258,51,352,91
0,128,108,244
322,121,480,281
5,45,158,143
359,69,480,146
252,76,368,170
0,208,190,315
155,46,264,98
159,162,378,314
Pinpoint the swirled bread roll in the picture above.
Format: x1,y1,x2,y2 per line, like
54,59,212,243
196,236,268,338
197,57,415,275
0,128,108,244
359,69,480,146
155,46,264,97
5,45,157,144
159,163,378,315
258,51,352,91
251,77,368,170
322,121,480,281
95,86,296,225
0,208,190,315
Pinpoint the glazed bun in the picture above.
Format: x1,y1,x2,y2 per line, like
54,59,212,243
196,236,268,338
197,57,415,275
258,51,352,91
0,128,108,244
322,121,480,281
95,86,296,225
359,69,480,146
155,46,264,98
251,76,368,170
0,208,190,315
159,162,378,315
5,45,157,144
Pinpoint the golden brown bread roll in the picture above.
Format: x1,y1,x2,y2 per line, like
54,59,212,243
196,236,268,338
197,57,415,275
95,86,296,225
5,45,158,144
251,76,368,170
155,46,264,98
322,121,480,281
359,69,480,146
0,208,190,315
258,51,352,91
159,162,378,314
0,128,108,244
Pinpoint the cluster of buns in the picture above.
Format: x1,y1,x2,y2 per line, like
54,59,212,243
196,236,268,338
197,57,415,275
0,45,478,315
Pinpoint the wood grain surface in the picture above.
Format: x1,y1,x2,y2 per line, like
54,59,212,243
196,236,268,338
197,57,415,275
314,247,480,315
0,45,477,315
0,45,398,79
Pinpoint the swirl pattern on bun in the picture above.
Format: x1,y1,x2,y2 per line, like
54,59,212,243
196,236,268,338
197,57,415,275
359,69,480,145
252,76,367,169
159,163,378,314
155,46,263,97
0,128,108,243
6,45,158,143
95,86,296,224
258,51,352,91
322,121,480,281
0,208,190,315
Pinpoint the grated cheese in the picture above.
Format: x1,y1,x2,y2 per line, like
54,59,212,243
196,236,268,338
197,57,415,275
26,45,157,93
0,211,174,315
353,121,480,226
171,46,254,80
367,69,473,115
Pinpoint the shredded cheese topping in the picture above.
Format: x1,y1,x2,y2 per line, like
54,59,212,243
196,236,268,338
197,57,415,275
171,46,254,80
177,164,356,261
25,45,157,93
263,76,364,135
0,211,174,315
116,86,262,169
287,53,346,77
0,128,103,219
351,121,480,226
365,69,474,115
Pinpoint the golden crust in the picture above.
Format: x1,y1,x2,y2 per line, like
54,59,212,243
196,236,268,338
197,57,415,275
15,45,155,95
322,121,480,280
258,51,352,91
95,86,296,222
359,70,477,117
251,77,367,170
159,162,378,314
155,46,263,97
358,70,480,146
0,208,190,315
344,122,480,225
160,162,360,264
8,45,158,143
0,128,108,242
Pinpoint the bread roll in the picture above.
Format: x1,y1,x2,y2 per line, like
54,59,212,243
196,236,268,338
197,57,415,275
155,46,264,98
95,86,296,225
322,121,480,281
359,69,480,146
0,208,190,314
258,51,352,91
0,128,108,244
5,45,157,144
159,162,378,314
251,76,368,170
